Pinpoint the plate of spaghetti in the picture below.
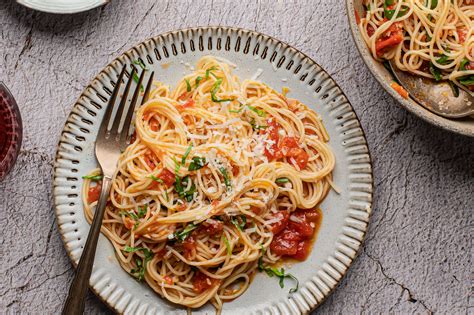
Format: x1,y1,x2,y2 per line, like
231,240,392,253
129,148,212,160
347,0,474,136
54,27,373,314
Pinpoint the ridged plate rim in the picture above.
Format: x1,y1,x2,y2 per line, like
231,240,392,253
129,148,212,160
53,26,374,314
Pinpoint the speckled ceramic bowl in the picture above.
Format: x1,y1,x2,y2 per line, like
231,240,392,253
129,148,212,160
53,27,373,314
16,0,107,14
346,0,474,137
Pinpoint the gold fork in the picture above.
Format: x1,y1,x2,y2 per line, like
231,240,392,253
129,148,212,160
62,64,154,315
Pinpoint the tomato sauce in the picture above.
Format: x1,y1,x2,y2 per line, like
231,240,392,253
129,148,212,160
270,208,322,261
183,235,196,259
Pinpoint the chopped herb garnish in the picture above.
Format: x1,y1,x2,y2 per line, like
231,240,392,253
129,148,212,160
448,81,460,97
195,76,203,87
211,78,233,103
149,175,164,184
185,79,192,92
429,62,442,81
230,215,247,231
257,246,299,293
250,118,267,131
174,224,197,241
182,145,193,165
205,66,218,79
82,174,103,181
460,58,470,71
219,167,231,190
459,76,474,86
247,105,266,117
120,210,139,221
123,246,153,281
275,177,290,184
229,106,244,113
426,0,438,9
188,157,207,171
222,236,231,255
384,0,408,19
133,59,147,70
132,72,144,92
137,205,147,218
436,54,450,65
174,175,196,202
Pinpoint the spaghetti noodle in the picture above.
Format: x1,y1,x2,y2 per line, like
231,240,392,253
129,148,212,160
358,0,473,91
82,56,336,311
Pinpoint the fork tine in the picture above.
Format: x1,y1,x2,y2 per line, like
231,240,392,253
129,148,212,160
142,71,154,104
111,68,136,134
119,70,148,149
98,65,126,136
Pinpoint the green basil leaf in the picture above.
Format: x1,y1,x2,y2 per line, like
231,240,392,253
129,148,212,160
222,236,231,255
275,177,290,184
195,76,203,87
429,62,442,81
247,105,266,117
149,175,164,183
174,224,197,241
182,145,193,165
185,79,192,92
219,167,231,190
460,58,470,71
188,157,207,171
82,174,103,181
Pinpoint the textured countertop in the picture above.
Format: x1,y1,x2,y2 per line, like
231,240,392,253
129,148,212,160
1,0,472,314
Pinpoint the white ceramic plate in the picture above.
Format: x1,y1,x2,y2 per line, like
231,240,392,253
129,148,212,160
16,0,107,14
53,27,373,314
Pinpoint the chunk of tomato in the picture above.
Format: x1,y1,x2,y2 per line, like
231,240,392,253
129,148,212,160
264,119,281,160
183,235,196,260
288,219,313,239
87,183,101,203
292,240,311,261
158,169,176,187
270,211,290,234
270,234,298,256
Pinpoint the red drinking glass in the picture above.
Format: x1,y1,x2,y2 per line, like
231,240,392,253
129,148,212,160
0,82,22,180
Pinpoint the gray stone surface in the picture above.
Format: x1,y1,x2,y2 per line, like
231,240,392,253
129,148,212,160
0,0,472,314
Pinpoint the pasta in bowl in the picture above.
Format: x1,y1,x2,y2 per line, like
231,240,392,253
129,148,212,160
82,56,336,312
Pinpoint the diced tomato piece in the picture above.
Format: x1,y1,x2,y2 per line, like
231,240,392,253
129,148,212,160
288,219,313,239
457,27,467,44
279,137,298,155
87,183,101,203
175,202,187,211
250,206,262,215
144,152,157,169
123,217,135,230
163,275,173,285
232,164,239,176
286,147,309,169
270,234,298,256
199,219,224,234
177,92,189,101
292,240,311,261
271,211,290,234
375,22,403,56
367,24,375,37
157,169,176,187
264,119,282,160
183,235,196,259
355,8,361,25
193,271,218,293
279,228,303,241
390,82,409,99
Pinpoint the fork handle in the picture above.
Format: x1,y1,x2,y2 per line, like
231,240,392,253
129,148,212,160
62,176,112,315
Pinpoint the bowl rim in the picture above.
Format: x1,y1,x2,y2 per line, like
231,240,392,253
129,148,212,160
345,0,474,137
16,0,108,14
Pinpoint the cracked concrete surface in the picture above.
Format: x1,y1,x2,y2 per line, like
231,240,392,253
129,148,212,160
0,0,472,314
